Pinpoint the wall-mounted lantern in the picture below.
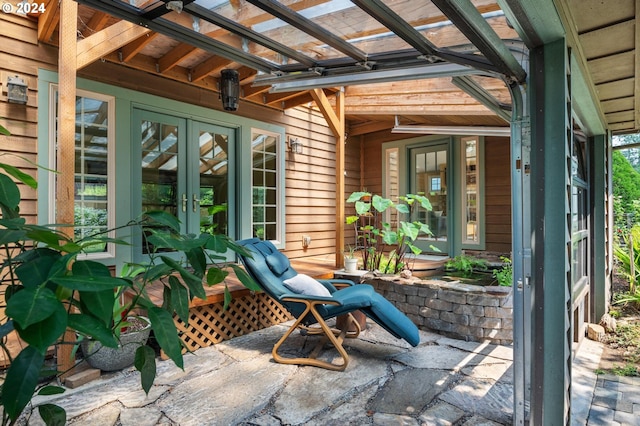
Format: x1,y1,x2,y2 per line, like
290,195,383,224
7,75,28,104
220,69,239,111
289,137,303,154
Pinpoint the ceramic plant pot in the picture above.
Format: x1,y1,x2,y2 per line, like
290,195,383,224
81,316,151,371
344,257,359,273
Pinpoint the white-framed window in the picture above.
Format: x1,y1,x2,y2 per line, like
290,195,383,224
50,87,116,258
384,147,400,224
461,136,480,245
251,129,281,243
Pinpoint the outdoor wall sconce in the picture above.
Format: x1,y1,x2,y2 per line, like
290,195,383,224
220,69,239,111
289,137,303,154
7,75,28,104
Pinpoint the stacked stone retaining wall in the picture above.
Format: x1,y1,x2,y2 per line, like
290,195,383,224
363,275,513,345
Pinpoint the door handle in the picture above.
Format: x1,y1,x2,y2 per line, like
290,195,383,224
181,194,187,212
192,193,200,212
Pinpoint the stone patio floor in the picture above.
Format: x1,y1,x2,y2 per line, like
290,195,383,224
18,319,632,425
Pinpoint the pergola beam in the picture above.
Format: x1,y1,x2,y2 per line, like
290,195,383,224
77,20,152,69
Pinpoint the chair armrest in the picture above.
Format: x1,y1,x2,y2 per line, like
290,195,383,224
319,279,356,291
280,293,339,305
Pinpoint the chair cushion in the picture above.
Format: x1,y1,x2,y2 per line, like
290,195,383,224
266,253,290,275
283,274,332,297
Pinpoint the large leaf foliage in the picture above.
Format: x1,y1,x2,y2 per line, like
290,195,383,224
346,192,433,274
0,147,258,424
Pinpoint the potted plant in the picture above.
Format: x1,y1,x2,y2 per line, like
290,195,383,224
346,191,434,274
0,124,261,425
343,245,359,273
79,279,152,371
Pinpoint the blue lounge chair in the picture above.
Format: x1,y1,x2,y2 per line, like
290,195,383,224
236,238,420,371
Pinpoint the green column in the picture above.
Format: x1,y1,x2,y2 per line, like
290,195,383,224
591,134,608,321
530,38,571,424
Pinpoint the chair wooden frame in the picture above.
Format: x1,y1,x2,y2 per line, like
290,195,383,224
274,296,361,371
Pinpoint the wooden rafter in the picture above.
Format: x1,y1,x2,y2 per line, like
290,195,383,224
37,0,60,43
81,11,110,38
120,32,159,62
191,55,233,82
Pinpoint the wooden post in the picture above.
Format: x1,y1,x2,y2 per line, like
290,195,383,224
57,0,78,378
309,88,346,268
335,89,345,268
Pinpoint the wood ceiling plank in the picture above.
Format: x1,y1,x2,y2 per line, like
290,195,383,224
345,92,482,107
578,20,635,60
609,121,635,132
587,51,635,84
567,0,635,33
77,21,151,69
348,120,394,137
600,97,634,114
605,110,635,123
595,78,634,101
346,104,493,115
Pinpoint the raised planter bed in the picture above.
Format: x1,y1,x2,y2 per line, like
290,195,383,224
344,273,513,345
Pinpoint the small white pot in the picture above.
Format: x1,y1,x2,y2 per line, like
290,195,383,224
344,257,359,273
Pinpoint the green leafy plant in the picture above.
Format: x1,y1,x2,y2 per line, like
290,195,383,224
492,256,513,287
346,192,432,274
611,363,639,376
444,254,489,278
343,244,357,259
0,124,260,424
613,224,640,294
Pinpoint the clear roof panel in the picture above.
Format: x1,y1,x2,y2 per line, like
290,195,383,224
111,0,520,73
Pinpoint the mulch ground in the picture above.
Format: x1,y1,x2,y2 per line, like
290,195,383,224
597,272,640,375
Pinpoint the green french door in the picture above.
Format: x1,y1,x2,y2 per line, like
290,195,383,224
133,109,234,259
410,142,450,254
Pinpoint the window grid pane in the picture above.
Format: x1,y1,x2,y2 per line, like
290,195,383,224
251,131,279,241
73,95,110,253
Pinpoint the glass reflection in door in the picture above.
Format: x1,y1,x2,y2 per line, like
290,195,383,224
197,127,228,235
411,144,449,253
140,116,183,253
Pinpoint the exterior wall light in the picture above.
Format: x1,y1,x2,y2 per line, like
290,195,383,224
220,69,239,111
289,137,303,154
7,75,28,104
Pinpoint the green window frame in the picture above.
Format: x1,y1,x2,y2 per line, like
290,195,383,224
49,86,116,259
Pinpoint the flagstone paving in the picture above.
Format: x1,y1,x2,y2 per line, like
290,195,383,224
17,321,621,425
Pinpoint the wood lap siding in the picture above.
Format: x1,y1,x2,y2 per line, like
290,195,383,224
283,106,348,259
484,137,512,253
0,13,57,367
1,14,56,226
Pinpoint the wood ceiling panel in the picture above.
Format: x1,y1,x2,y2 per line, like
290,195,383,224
587,51,635,84
605,110,635,124
595,78,635,101
567,0,635,32
578,20,635,60
601,97,634,114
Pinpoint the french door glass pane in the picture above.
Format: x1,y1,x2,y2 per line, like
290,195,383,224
198,130,228,235
141,119,179,253
415,148,448,241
